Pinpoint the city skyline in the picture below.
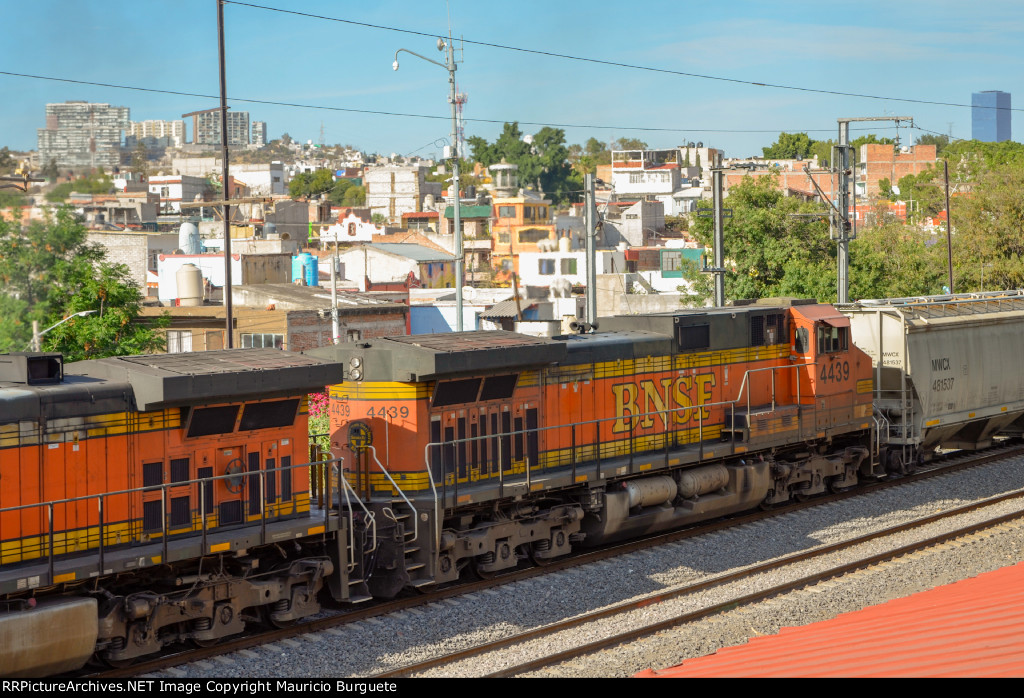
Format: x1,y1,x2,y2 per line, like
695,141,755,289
1,1,1023,161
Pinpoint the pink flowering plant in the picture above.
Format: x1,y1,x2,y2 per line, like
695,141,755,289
308,391,330,453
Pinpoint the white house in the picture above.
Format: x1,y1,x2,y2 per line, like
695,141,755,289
148,175,209,214
517,249,626,287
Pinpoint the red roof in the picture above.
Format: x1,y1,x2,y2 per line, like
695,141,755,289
636,561,1024,678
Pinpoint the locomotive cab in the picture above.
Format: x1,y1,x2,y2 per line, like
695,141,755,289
789,304,874,437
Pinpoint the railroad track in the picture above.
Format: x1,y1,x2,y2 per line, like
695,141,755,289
88,443,1024,678
377,485,1024,678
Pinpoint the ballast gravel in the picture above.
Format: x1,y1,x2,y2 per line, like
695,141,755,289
150,456,1024,679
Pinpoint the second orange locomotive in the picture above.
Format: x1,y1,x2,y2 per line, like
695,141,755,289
315,299,876,589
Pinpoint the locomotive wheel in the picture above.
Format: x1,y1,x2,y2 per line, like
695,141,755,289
529,548,558,567
192,637,221,648
104,655,137,669
265,608,295,629
827,476,851,494
471,558,497,580
886,450,907,478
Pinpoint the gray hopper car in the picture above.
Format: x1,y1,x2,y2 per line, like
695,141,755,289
841,291,1024,470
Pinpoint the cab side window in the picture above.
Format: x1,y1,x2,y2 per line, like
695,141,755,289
816,325,848,354
795,327,809,354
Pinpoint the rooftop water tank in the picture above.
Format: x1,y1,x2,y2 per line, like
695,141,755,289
292,252,318,287
178,222,200,255
176,263,204,306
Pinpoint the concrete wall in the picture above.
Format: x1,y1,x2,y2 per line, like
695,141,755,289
88,232,178,289
285,308,409,350
595,274,690,316
364,166,442,223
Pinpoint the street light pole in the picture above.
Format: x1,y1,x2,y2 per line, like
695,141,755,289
30,310,97,352
394,38,464,332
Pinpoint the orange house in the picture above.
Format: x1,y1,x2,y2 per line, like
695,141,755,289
490,192,557,276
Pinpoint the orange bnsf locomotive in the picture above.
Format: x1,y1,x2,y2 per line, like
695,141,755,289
0,350,345,676
312,299,878,590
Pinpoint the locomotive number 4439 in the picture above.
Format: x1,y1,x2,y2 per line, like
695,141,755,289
820,360,850,384
366,405,410,419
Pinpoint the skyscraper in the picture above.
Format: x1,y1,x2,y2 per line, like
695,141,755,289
183,108,250,146
251,121,267,147
972,91,1011,142
37,101,130,170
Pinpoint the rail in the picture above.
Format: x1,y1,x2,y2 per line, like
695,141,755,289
0,455,341,587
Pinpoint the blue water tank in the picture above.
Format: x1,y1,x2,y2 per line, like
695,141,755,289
292,253,318,287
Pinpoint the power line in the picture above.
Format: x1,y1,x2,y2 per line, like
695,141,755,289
223,1,1024,114
0,70,925,138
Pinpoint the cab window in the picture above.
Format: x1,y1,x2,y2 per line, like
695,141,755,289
816,325,848,354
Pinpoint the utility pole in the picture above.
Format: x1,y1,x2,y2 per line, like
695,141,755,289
711,152,726,307
584,173,598,327
393,36,463,330
835,116,913,303
943,159,954,294
331,225,340,343
217,0,234,347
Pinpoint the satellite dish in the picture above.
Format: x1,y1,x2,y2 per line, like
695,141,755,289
891,185,901,196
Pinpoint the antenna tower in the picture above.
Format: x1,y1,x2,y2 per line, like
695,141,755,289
455,90,468,156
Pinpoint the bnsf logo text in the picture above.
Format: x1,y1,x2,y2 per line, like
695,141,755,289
610,372,716,433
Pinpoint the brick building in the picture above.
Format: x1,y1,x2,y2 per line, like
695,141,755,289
857,143,937,198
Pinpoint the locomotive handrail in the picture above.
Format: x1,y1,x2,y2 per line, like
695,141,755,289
0,457,334,583
332,455,379,563
363,445,418,546
420,392,772,506
417,360,829,508
733,361,815,414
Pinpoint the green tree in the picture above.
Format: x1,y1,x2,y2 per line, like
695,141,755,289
895,167,944,219
809,139,835,167
689,175,836,301
848,219,946,300
949,160,1024,291
46,172,114,202
341,185,365,207
762,132,815,160
0,147,14,173
41,158,59,180
469,122,579,204
677,257,714,307
0,208,166,358
613,137,648,151
915,133,950,157
289,168,336,200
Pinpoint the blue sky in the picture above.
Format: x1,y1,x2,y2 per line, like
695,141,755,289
2,0,1022,161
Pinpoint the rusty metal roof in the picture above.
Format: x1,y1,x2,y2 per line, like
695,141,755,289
637,561,1024,678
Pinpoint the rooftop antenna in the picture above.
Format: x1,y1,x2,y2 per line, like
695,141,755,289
454,90,468,156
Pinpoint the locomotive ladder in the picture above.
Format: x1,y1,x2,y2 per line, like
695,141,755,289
364,446,437,590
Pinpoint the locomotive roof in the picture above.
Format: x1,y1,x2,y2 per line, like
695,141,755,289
561,330,674,364
68,349,344,411
306,331,566,382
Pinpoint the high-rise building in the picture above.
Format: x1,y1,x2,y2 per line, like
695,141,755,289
972,91,1011,142
128,120,186,148
251,121,268,147
183,108,250,146
37,101,130,170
